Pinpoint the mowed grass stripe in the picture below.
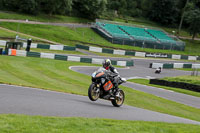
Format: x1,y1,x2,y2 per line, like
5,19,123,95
0,60,59,89
0,55,200,122
0,56,91,95
0,114,200,133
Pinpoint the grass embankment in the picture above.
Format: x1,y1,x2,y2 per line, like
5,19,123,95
0,28,35,40
162,76,200,86
0,114,200,133
0,55,200,122
176,68,200,71
0,27,56,44
128,79,200,98
0,11,197,38
0,22,200,56
0,11,90,23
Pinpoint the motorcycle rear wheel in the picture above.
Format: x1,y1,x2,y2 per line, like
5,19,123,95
88,83,100,101
111,89,125,107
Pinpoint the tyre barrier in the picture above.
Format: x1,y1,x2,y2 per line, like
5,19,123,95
150,79,200,92
150,63,200,69
8,49,134,67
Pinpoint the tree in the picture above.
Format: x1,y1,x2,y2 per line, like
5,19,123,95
19,0,39,15
148,0,179,25
73,0,107,20
2,0,20,11
185,8,200,40
177,0,189,36
40,0,72,15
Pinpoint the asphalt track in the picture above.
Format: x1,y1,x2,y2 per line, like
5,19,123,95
1,52,200,124
0,84,200,125
70,66,200,109
58,51,195,79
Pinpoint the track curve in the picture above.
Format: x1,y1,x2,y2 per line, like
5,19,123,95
70,66,200,109
0,84,199,124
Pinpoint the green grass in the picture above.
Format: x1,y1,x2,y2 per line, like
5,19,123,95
0,114,200,133
0,27,53,44
162,76,200,86
0,56,93,95
0,55,200,122
0,22,104,45
0,22,200,56
0,11,91,23
176,68,200,71
128,79,200,98
0,11,196,38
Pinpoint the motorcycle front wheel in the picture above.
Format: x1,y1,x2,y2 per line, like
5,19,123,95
88,83,100,101
111,89,125,107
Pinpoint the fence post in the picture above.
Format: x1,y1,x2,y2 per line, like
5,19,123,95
26,38,32,52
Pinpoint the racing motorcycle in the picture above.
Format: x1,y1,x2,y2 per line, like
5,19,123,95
88,67,126,107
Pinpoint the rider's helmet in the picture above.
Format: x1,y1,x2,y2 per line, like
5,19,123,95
102,59,111,70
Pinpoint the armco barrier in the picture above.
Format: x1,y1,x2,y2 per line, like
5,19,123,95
75,44,200,60
150,79,200,92
8,49,134,67
1,40,200,61
76,44,146,57
150,63,200,69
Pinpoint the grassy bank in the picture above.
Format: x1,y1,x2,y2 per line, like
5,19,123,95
176,68,200,71
0,55,200,122
0,27,55,44
0,22,200,56
128,79,200,97
162,76,200,86
0,11,90,23
0,114,200,133
0,11,196,38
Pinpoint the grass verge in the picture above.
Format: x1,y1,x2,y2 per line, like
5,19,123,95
0,11,196,38
128,79,200,97
162,76,200,86
0,22,200,56
0,27,54,44
0,55,200,122
0,114,200,133
0,11,90,23
175,68,200,71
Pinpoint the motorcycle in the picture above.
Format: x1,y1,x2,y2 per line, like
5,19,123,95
88,67,126,107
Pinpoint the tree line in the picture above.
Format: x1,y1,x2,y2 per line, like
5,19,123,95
0,0,200,38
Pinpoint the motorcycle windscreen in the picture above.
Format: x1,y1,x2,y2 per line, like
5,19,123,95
103,81,113,91
96,72,104,78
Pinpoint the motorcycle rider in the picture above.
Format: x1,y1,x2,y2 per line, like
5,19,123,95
102,59,120,91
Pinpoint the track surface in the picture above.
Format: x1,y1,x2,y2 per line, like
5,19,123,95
59,52,193,79
0,84,199,124
70,66,200,109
